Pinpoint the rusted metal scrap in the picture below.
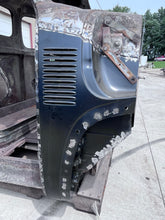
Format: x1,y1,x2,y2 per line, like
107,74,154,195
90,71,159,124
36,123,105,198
36,1,142,61
102,44,137,84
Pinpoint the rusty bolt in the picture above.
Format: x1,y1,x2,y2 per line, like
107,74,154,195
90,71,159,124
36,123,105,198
114,41,121,47
104,17,111,25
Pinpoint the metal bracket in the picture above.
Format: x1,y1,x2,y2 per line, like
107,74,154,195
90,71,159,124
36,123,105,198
102,44,137,84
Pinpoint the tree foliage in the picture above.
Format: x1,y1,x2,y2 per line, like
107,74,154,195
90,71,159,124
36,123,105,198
143,7,165,60
109,5,131,13
109,5,165,60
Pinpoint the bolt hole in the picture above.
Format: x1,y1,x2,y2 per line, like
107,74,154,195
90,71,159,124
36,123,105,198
125,106,128,111
76,129,80,134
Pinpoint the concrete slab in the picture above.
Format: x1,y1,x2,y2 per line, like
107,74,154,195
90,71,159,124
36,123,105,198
138,68,165,204
101,113,165,220
0,68,165,219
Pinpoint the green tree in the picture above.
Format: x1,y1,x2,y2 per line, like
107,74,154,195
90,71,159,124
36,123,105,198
143,7,165,60
109,5,131,13
108,5,165,60
159,15,165,55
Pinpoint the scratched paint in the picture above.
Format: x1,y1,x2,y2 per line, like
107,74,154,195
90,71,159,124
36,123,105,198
82,121,89,130
36,1,142,62
68,139,76,149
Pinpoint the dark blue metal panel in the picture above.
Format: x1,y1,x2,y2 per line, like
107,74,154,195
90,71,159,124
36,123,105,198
38,30,137,199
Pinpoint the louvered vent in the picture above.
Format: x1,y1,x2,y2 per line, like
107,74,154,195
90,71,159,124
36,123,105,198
42,48,77,106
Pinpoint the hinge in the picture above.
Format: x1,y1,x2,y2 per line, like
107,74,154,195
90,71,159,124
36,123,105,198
101,43,137,84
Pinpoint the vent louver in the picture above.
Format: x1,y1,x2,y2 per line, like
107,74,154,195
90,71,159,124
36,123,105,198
42,48,77,106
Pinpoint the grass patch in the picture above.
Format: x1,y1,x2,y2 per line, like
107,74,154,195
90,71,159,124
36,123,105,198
152,61,165,69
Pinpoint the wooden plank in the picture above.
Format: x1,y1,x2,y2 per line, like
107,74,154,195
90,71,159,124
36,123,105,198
25,130,38,144
0,119,36,147
0,156,42,189
0,138,25,156
0,182,43,199
0,98,35,118
0,106,36,131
